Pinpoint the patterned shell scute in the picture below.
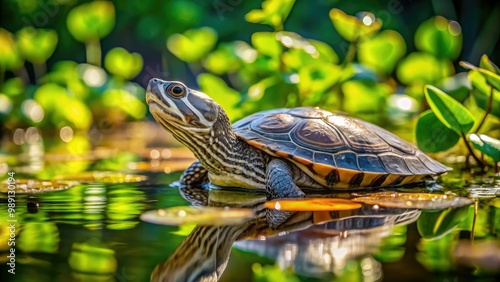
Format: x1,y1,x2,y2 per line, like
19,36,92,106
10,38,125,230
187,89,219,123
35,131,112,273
232,107,448,175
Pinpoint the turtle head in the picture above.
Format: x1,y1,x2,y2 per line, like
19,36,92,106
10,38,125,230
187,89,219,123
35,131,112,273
146,79,221,133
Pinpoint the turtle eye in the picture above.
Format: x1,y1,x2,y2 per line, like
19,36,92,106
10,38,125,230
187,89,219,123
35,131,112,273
166,83,186,98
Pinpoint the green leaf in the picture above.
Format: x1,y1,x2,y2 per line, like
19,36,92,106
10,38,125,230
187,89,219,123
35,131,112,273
102,89,146,120
197,73,241,120
468,69,500,118
203,43,241,75
415,16,462,60
251,32,282,58
417,206,469,240
424,85,475,134
358,30,406,74
415,110,460,153
245,0,295,29
104,47,143,80
479,54,500,74
298,63,343,95
342,80,390,116
0,28,23,70
329,9,381,42
67,1,115,42
477,68,500,92
167,27,218,62
396,52,454,85
468,134,500,162
16,27,58,64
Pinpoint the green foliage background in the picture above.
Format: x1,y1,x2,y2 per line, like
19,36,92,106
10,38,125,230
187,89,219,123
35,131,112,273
0,0,499,165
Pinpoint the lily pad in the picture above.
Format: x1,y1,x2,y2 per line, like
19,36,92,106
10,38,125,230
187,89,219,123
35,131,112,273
0,179,78,194
53,171,147,183
140,206,255,226
352,192,473,210
264,198,362,211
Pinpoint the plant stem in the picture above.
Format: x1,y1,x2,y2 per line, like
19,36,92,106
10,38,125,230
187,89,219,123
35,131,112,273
461,132,485,169
32,62,46,84
474,85,494,133
86,39,102,67
470,198,478,243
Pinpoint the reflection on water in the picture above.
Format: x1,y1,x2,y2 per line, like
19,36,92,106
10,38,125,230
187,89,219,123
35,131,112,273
0,133,499,281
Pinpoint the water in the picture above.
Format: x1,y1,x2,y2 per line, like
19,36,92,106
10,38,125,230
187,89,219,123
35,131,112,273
0,141,499,281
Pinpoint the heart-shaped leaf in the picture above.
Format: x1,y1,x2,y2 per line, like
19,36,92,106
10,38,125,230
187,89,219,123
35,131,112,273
167,27,218,62
251,32,282,58
415,16,462,60
468,134,500,162
67,1,115,42
416,110,460,152
245,0,295,29
329,9,381,42
424,85,475,134
396,52,454,85
104,47,143,80
17,27,58,64
358,30,406,74
0,28,23,70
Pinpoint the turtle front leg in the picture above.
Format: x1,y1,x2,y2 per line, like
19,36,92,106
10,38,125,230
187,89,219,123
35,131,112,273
180,160,208,187
266,159,305,229
266,158,305,199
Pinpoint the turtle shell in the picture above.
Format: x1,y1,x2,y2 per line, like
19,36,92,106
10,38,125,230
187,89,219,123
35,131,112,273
233,107,450,189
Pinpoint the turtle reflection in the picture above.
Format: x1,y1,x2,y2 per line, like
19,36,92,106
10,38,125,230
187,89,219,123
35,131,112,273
150,186,421,282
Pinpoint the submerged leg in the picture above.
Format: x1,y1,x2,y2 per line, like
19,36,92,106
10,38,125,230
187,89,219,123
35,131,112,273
180,160,208,187
266,159,305,229
266,158,305,199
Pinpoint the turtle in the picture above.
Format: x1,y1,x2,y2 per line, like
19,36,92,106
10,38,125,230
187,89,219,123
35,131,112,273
146,79,450,198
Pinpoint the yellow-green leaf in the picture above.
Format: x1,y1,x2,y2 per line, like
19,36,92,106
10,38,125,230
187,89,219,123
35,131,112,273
329,9,381,42
424,85,474,134
167,27,218,62
67,1,115,42
415,16,462,59
358,30,406,74
104,47,143,80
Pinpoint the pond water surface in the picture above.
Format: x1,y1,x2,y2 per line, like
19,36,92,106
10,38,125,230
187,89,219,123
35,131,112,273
0,136,499,282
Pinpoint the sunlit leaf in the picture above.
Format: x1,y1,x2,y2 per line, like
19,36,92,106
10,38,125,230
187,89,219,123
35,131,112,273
1,77,24,97
342,80,390,119
424,85,475,134
102,88,147,120
264,198,362,211
67,1,115,42
468,69,500,117
416,232,456,272
54,171,147,183
197,73,241,120
140,206,254,226
477,68,500,92
0,28,23,70
245,0,295,29
352,192,473,209
104,47,143,80
329,9,381,42
358,30,406,74
397,52,454,85
167,27,218,62
416,110,460,153
479,54,500,74
417,206,469,240
251,32,282,58
467,134,500,162
252,263,301,282
17,222,59,253
298,63,343,95
17,27,58,64
415,16,462,59
0,179,78,194
203,43,241,75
